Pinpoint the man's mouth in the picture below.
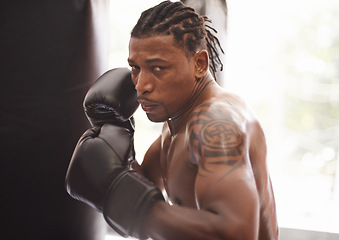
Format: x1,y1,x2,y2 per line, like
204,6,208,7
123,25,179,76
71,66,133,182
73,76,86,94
138,99,158,113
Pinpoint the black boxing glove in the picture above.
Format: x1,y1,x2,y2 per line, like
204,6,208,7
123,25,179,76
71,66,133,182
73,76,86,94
83,67,139,130
65,124,164,239
65,125,130,211
83,67,139,164
65,68,164,239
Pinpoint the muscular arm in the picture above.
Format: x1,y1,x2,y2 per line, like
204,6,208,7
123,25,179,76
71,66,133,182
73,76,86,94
144,102,260,240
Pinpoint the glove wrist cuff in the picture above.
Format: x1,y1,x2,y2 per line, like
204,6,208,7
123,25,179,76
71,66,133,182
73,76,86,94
103,170,164,239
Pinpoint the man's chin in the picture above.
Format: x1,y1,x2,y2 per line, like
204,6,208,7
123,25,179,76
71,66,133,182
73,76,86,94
145,112,168,123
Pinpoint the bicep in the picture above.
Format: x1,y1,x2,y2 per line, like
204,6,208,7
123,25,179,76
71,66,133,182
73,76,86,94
195,163,259,219
193,129,258,218
188,108,259,230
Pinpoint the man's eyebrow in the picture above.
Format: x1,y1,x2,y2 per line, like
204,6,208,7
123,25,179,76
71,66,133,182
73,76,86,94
127,58,169,64
145,58,169,64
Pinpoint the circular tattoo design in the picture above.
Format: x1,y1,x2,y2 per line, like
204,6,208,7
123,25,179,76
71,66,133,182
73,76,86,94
201,120,242,149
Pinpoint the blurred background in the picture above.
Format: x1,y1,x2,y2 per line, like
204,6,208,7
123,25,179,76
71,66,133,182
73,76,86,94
1,0,338,239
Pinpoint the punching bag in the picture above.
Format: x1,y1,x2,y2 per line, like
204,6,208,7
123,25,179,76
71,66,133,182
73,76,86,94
0,0,109,239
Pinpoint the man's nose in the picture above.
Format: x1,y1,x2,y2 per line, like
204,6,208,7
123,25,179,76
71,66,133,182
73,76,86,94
134,70,153,95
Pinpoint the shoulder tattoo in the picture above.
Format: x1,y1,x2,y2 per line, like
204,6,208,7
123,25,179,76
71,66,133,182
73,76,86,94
187,103,246,180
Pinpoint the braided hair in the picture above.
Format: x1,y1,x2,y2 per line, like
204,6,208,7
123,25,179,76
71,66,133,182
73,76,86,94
131,0,224,81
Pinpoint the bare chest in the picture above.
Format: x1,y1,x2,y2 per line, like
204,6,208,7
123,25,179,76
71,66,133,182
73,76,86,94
160,132,198,207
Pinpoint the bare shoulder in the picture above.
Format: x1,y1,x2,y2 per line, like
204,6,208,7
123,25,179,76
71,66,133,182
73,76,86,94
188,90,256,133
186,92,244,163
185,88,262,167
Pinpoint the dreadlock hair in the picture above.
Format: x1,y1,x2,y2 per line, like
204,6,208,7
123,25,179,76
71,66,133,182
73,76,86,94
131,0,224,81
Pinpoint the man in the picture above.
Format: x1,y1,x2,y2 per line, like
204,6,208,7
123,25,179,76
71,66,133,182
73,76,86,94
66,1,279,239
129,1,278,239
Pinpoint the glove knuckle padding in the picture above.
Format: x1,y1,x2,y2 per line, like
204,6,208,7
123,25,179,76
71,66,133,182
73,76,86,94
65,124,133,211
84,68,139,127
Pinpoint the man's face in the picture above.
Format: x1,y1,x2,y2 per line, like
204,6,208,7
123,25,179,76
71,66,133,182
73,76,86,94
128,35,197,122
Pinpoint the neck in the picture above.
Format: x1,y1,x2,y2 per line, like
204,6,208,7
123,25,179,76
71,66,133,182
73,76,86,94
167,74,213,136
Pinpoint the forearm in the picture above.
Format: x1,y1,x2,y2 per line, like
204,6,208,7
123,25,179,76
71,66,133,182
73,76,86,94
144,201,255,240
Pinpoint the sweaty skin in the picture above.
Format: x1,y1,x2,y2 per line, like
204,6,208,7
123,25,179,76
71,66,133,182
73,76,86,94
128,35,279,240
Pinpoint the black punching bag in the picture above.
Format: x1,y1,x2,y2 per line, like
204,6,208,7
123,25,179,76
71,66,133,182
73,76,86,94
0,0,109,239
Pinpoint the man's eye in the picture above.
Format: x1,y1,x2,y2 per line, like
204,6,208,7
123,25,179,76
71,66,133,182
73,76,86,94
130,65,140,72
153,66,164,72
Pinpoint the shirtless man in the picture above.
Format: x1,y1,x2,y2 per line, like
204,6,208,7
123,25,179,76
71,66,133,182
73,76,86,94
65,1,279,239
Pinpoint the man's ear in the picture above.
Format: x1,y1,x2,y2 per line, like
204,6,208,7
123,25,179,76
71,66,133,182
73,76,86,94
194,50,209,79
